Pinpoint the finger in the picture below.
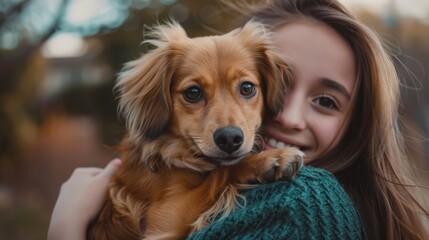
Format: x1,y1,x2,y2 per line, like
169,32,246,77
99,158,122,178
71,167,102,177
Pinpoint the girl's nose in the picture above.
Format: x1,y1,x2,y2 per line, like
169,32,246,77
274,96,306,131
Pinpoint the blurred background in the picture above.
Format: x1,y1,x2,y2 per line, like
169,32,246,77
0,0,428,239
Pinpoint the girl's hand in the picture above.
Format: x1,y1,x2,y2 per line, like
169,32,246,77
48,158,122,240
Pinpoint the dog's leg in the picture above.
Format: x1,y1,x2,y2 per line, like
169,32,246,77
191,148,303,234
230,147,304,183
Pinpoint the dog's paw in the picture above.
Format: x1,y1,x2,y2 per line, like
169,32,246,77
262,148,304,181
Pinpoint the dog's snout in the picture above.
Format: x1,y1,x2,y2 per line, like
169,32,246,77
213,127,244,154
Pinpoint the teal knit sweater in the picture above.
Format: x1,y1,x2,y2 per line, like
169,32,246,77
188,167,366,240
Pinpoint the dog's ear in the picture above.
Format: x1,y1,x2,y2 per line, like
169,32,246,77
237,21,291,115
116,22,188,141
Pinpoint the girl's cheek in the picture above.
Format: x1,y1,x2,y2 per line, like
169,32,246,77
316,118,344,150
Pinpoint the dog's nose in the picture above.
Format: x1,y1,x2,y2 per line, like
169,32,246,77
213,127,244,154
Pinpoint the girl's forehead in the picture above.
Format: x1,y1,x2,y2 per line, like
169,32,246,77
273,19,356,96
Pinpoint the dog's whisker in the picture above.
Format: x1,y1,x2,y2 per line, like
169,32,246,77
251,133,265,153
251,144,263,153
188,135,203,138
254,133,265,144
186,135,204,141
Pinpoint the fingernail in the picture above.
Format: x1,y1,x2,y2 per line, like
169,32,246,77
111,158,122,168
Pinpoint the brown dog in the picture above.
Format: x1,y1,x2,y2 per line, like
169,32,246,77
88,21,303,240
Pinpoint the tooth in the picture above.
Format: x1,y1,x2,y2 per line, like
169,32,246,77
268,138,277,148
276,141,285,148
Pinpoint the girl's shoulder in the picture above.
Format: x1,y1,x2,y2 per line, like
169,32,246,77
188,167,367,240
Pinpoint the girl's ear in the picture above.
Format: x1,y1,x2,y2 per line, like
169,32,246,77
116,22,187,141
237,21,290,115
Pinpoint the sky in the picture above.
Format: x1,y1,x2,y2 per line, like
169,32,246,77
340,0,429,21
61,0,429,30
41,0,429,58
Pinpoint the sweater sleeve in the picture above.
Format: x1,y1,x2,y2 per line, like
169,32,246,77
187,167,366,240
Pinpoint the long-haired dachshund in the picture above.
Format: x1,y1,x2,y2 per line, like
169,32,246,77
89,21,303,240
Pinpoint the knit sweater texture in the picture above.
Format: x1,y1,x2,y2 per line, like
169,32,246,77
187,167,366,240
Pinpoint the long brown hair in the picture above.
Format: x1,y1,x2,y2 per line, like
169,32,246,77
227,0,429,239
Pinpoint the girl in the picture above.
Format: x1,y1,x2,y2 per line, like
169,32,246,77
225,0,429,239
48,0,428,239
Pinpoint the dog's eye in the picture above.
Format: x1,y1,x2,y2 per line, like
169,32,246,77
240,82,256,97
183,86,203,103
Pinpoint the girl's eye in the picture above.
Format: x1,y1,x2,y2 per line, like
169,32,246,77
183,86,203,103
240,82,256,97
313,95,338,110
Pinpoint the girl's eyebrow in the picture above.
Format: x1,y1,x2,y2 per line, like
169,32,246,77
319,78,351,100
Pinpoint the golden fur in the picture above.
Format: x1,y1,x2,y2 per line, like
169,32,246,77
88,21,303,240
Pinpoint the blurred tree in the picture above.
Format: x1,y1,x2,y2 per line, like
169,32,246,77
0,0,68,159
0,0,68,77
0,0,239,159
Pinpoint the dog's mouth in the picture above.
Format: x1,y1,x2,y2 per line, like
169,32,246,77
199,154,246,166
190,137,248,166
